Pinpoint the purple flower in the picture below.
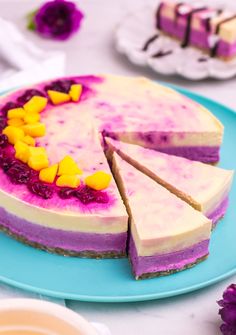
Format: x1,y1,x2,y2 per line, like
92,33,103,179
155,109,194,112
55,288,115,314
218,284,236,335
29,0,84,40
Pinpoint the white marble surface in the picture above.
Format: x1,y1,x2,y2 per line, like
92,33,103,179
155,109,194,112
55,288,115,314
0,0,236,334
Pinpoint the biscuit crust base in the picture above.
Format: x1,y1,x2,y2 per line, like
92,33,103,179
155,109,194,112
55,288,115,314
132,254,209,280
0,224,126,259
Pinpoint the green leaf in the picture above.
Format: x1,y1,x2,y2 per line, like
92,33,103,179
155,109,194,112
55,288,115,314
26,9,38,31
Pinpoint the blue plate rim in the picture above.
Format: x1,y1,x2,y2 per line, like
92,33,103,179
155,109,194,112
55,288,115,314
0,267,235,302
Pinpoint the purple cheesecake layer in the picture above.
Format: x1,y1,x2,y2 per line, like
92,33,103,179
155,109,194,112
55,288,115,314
0,207,127,257
129,237,209,278
208,196,229,227
106,132,220,163
155,146,220,163
159,16,236,58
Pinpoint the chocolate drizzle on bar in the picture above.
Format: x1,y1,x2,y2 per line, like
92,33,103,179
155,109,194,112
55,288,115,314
152,50,173,58
156,2,164,29
142,34,159,51
181,7,207,48
174,2,184,23
204,9,223,32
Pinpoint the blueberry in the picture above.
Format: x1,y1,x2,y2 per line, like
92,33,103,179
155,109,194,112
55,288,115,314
45,79,75,94
75,186,109,204
28,181,53,199
0,134,8,148
75,186,96,204
58,187,75,199
6,161,31,184
1,102,21,117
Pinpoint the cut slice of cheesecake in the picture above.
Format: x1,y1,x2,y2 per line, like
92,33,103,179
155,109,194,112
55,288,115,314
106,138,234,226
111,152,212,279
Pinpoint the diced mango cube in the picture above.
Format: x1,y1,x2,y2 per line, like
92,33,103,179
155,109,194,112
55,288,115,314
24,113,40,124
58,155,83,176
7,118,24,127
69,84,82,102
47,90,71,105
23,96,48,114
7,108,25,119
3,126,25,145
56,175,80,188
22,135,36,146
39,164,58,184
28,154,49,171
85,171,112,191
14,141,30,163
29,146,46,156
21,123,46,137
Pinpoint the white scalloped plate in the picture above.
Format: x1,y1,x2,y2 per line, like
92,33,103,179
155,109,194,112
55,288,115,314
115,5,236,80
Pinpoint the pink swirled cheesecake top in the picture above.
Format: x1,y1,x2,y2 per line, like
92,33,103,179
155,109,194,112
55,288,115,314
0,74,223,215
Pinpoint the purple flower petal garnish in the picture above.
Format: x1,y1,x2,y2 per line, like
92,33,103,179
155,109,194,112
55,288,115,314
34,0,84,41
218,284,236,334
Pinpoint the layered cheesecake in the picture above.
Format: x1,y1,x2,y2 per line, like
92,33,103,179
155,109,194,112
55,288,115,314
105,138,234,226
112,152,212,279
156,1,236,60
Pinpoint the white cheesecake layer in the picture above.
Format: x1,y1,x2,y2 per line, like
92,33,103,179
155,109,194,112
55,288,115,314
0,187,127,234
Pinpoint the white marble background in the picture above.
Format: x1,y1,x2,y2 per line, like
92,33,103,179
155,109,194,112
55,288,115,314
0,1,236,334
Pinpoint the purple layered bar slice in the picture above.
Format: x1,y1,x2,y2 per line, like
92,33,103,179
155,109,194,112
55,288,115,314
156,1,236,60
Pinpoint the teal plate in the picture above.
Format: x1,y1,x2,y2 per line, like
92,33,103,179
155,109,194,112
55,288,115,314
0,85,235,302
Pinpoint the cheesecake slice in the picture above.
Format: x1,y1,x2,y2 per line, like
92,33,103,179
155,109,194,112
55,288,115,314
111,152,212,279
106,138,234,226
156,1,236,60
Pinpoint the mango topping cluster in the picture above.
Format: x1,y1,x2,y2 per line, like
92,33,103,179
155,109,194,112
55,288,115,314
1,84,112,193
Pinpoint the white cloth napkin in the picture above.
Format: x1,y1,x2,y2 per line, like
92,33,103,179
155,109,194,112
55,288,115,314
0,17,65,92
